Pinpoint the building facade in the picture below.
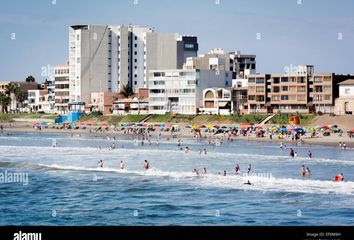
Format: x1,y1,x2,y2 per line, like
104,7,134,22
200,88,232,115
69,24,198,106
335,79,354,115
148,69,231,114
54,63,70,114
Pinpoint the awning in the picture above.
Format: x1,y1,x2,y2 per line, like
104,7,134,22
218,101,229,107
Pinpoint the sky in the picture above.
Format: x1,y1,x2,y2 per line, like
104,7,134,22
1,0,354,82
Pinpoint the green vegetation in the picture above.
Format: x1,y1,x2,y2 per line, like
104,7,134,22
146,114,172,123
0,113,57,121
121,114,148,122
0,114,14,122
76,113,316,126
268,113,316,125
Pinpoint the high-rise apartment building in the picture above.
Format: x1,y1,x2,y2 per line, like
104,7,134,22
54,63,70,114
69,24,198,105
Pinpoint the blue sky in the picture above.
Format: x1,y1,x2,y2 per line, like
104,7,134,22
1,0,354,82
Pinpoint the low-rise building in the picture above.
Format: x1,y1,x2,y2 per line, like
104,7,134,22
112,97,149,115
200,88,232,115
89,92,120,115
27,86,48,113
247,74,271,114
335,79,354,115
148,69,231,114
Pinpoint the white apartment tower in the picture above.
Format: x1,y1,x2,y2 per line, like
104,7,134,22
69,24,198,105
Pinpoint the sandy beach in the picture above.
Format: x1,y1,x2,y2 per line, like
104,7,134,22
2,121,354,149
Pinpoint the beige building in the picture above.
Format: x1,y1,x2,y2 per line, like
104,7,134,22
200,88,232,115
335,79,354,115
54,63,70,114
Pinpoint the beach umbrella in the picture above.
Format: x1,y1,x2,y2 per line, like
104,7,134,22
136,123,143,127
100,122,108,126
86,123,92,126
213,125,220,129
34,122,40,125
40,122,47,125
221,126,227,129
199,124,206,128
47,122,53,125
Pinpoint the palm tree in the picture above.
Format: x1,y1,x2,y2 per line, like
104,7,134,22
0,93,11,113
120,84,133,98
25,75,35,83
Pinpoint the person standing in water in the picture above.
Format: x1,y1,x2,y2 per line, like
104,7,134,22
144,160,149,170
308,151,312,159
193,168,199,175
98,160,104,168
305,167,311,176
289,148,295,158
202,168,207,174
223,170,227,176
247,164,252,175
235,164,240,175
120,160,125,170
300,165,306,176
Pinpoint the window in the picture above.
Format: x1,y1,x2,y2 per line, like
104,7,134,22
134,81,137,85
134,36,137,40
281,95,288,100
134,51,137,55
281,77,288,82
153,72,165,77
282,86,288,92
248,78,255,83
134,44,137,47
185,44,194,49
256,78,264,84
134,74,137,78
76,34,80,41
134,59,137,63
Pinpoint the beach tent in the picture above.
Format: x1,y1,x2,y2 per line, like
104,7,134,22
160,123,166,127
199,125,206,128
100,122,108,126
213,125,220,129
185,125,191,128
40,122,47,125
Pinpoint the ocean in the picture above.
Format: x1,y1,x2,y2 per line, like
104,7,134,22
0,132,353,226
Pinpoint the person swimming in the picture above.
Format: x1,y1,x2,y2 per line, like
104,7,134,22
244,180,252,185
300,165,306,176
193,168,199,175
120,160,125,170
144,160,149,170
98,159,104,168
334,173,344,182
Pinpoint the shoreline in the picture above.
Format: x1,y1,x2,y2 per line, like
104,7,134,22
1,121,354,149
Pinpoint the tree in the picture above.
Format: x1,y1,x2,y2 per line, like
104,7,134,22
120,84,133,98
25,75,35,83
0,93,11,113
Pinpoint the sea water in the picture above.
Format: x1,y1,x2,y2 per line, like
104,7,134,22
0,132,353,226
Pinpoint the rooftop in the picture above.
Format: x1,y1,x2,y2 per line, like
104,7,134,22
338,79,354,85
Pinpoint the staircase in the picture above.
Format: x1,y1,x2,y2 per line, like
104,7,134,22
139,114,153,123
259,114,276,125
